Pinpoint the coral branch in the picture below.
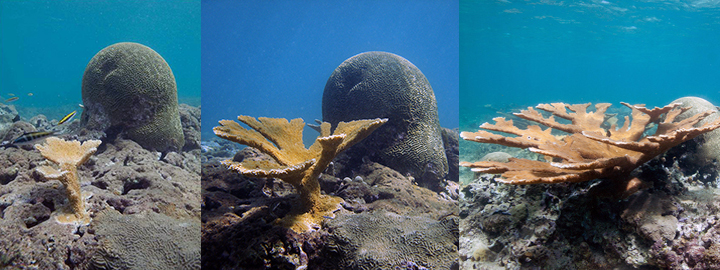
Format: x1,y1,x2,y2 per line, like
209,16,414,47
214,116,386,233
462,102,720,198
35,137,101,225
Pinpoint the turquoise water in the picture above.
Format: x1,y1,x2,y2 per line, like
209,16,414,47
461,0,720,131
0,0,200,121
201,0,459,144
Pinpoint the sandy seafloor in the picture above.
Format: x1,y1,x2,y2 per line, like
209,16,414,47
200,125,460,269
0,103,201,269
458,105,720,269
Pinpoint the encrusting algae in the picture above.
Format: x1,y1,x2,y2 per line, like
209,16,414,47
35,137,102,225
461,102,720,199
214,116,387,233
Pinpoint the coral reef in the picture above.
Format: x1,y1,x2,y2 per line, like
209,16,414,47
213,116,387,233
461,102,720,198
35,137,101,225
201,147,459,269
459,100,720,269
80,42,184,153
0,104,200,269
322,51,449,190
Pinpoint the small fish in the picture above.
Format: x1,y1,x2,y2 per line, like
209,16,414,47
5,97,19,102
58,111,77,125
27,93,33,96
0,130,56,147
78,104,84,108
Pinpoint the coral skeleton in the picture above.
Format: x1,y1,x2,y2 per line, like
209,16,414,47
461,102,720,198
35,137,102,225
214,116,387,233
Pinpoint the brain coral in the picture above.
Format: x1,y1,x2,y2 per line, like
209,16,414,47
81,42,184,153
322,51,448,190
321,210,458,269
670,96,720,176
90,210,200,270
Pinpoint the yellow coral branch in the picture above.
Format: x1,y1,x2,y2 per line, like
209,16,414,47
214,116,386,233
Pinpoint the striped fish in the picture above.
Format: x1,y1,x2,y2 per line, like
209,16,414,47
5,97,19,103
0,130,56,148
58,110,77,125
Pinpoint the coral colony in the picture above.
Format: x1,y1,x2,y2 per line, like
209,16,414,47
35,137,102,225
461,102,720,199
214,116,386,233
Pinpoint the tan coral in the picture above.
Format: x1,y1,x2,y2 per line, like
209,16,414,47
214,116,387,233
35,137,102,225
461,102,720,198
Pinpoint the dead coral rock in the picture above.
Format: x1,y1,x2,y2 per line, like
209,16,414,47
90,210,200,270
443,127,460,182
2,121,37,148
322,209,458,269
343,161,457,217
0,103,19,131
87,139,200,219
706,241,720,269
0,147,42,185
179,104,201,151
621,191,678,243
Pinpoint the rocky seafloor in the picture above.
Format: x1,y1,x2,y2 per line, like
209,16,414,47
201,127,461,270
0,103,201,269
459,135,720,269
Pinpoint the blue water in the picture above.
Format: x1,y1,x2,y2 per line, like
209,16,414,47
201,0,459,144
461,0,720,131
0,0,200,121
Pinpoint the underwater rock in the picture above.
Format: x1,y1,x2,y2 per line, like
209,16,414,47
442,127,460,183
1,121,36,143
179,104,201,151
28,115,52,132
80,42,184,153
0,103,19,131
322,51,448,191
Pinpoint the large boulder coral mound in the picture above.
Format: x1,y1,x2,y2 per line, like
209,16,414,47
322,51,448,190
81,42,184,153
668,96,720,183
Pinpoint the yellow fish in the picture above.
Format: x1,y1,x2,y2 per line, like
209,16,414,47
5,97,19,102
58,110,77,125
